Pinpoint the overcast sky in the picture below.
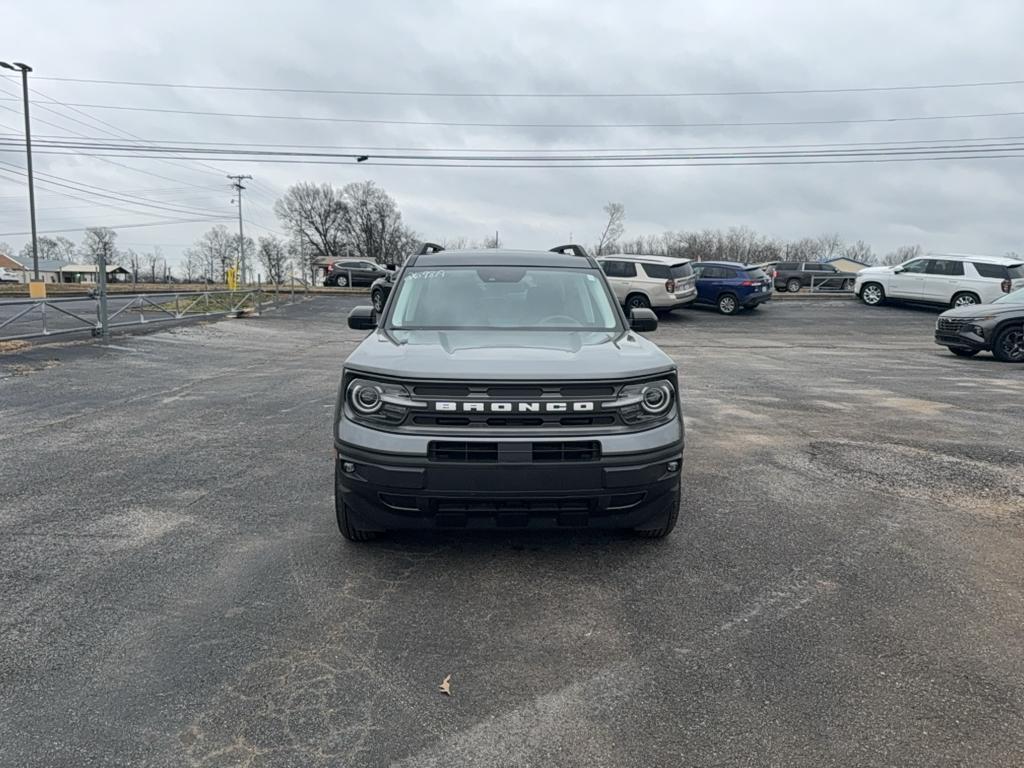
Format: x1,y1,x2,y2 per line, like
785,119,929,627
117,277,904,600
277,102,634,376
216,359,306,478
2,0,1023,269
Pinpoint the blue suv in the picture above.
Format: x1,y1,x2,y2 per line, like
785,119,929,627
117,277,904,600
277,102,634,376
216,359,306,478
691,261,773,315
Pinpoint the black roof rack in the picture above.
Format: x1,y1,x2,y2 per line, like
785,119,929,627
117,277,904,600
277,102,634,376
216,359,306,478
418,242,445,255
549,244,590,258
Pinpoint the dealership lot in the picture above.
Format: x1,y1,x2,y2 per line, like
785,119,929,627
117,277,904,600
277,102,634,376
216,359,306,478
1,297,1022,767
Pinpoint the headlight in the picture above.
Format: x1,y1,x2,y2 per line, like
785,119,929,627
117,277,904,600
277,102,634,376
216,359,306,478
346,376,425,425
604,378,677,425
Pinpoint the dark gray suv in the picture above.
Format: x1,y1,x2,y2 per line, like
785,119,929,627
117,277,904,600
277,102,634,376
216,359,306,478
333,244,684,540
935,288,1024,362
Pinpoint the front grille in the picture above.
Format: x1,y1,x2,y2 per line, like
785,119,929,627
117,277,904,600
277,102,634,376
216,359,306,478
937,317,969,332
428,440,601,463
428,441,499,462
532,441,600,462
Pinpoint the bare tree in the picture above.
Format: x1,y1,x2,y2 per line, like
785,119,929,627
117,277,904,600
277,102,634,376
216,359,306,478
882,244,922,266
122,248,142,282
595,202,625,256
786,237,823,262
257,235,289,284
18,235,77,264
193,225,235,282
442,236,469,250
844,240,876,264
145,248,162,283
816,232,843,262
80,227,118,266
274,182,348,260
479,232,501,249
339,181,417,263
181,247,204,282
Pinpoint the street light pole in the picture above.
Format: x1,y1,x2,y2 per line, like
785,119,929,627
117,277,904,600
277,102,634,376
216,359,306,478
228,174,252,285
1,61,39,282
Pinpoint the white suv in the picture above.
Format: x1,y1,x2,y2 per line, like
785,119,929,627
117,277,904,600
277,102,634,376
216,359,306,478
855,253,1024,308
598,254,697,312
0,267,21,283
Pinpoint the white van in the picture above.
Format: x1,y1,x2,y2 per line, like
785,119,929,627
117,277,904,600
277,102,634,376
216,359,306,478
855,253,1024,308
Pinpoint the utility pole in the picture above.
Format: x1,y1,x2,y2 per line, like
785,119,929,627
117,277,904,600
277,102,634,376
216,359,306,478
1,61,39,284
228,174,252,284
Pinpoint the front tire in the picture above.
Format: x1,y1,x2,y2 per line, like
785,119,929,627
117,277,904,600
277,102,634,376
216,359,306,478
786,278,802,293
860,282,885,306
717,293,739,315
992,325,1024,363
371,290,385,313
948,347,979,358
951,292,980,309
335,274,349,288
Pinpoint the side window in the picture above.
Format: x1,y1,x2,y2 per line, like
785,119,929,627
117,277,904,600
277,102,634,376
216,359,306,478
703,266,726,279
600,260,622,277
802,263,820,271
820,264,837,272
691,264,705,278
719,268,738,279
619,261,637,278
641,263,670,279
971,262,1009,279
900,259,929,274
927,260,964,277
779,262,798,270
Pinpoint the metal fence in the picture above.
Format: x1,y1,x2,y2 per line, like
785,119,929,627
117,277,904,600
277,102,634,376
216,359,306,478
0,281,311,342
808,275,856,293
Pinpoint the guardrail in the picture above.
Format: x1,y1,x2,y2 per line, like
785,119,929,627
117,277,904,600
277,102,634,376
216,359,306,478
808,275,856,293
0,281,311,342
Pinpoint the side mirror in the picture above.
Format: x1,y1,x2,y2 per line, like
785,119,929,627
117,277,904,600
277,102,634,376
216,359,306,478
893,266,905,274
347,305,377,330
629,307,658,333
384,263,397,271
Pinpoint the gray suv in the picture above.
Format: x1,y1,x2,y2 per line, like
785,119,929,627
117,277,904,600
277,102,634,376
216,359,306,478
334,244,684,540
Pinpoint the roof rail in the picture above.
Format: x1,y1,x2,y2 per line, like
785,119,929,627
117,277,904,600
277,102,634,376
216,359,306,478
549,244,590,258
418,242,445,255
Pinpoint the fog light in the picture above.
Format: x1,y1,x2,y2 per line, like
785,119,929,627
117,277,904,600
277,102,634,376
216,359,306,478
342,461,356,473
667,460,680,473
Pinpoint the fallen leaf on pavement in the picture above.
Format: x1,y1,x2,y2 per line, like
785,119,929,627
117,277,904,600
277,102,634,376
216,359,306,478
439,675,451,696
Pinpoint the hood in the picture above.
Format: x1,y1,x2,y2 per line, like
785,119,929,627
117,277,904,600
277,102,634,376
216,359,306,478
940,302,1024,319
344,329,674,380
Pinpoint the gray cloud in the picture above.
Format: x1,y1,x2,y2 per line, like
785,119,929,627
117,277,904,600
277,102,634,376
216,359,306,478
2,0,1023,268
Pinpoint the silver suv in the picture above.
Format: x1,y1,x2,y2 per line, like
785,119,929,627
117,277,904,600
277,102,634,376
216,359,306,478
598,255,697,312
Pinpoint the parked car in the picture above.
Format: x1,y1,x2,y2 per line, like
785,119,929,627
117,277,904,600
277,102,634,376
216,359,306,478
691,261,773,314
596,254,697,312
369,265,398,313
774,262,857,292
0,267,20,283
856,254,1024,309
935,287,1024,362
336,242,683,540
324,260,389,287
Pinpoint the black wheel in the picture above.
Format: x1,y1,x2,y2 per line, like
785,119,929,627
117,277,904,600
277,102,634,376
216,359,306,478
951,292,980,309
635,487,680,539
335,463,377,541
948,347,979,358
626,293,651,311
371,290,385,313
717,293,739,315
992,325,1024,363
335,274,349,288
786,278,802,293
841,279,853,290
860,282,885,306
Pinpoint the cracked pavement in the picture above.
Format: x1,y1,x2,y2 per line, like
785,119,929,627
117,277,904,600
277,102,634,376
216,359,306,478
1,297,1022,767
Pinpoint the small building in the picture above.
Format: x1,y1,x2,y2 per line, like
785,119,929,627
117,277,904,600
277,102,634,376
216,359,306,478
57,263,131,283
823,257,873,274
7,255,63,283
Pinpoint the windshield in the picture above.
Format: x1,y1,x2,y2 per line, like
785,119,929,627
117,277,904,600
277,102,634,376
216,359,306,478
994,287,1024,305
388,266,621,330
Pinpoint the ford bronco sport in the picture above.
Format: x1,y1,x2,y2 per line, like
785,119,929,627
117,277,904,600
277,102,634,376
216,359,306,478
334,243,684,540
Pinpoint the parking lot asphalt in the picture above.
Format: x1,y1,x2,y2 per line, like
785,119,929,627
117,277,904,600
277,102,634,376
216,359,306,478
1,297,1022,767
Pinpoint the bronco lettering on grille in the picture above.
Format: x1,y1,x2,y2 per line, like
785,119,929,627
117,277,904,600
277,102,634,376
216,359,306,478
434,401,595,413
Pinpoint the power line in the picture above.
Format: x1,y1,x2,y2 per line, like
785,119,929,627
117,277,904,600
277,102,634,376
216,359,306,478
2,98,1022,129
6,136,1024,163
0,215,235,237
7,73,1024,98
9,130,1024,154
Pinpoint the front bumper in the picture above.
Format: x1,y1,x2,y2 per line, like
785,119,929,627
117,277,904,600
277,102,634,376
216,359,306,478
336,441,683,532
934,327,988,351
